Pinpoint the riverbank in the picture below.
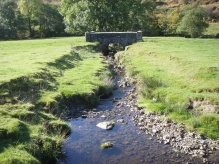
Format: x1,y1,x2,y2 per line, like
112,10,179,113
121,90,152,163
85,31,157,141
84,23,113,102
0,38,112,163
116,37,219,139
113,37,219,162
110,54,219,163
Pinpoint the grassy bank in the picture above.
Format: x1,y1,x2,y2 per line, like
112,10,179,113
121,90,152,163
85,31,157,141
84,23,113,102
0,37,112,163
117,37,219,139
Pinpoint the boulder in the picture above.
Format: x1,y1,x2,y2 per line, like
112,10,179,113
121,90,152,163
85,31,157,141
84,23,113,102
96,121,115,130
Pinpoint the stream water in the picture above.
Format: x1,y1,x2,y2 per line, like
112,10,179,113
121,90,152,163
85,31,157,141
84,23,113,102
56,60,206,163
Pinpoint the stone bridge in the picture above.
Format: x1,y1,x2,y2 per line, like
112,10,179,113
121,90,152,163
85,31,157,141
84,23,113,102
85,31,142,52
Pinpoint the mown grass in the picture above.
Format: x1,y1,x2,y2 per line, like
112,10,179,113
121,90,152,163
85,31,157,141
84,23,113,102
117,37,219,139
0,37,112,163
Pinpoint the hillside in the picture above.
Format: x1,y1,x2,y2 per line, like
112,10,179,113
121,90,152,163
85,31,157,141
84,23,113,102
0,0,61,4
157,0,219,22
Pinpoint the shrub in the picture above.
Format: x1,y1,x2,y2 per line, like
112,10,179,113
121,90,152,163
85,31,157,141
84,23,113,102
177,5,209,38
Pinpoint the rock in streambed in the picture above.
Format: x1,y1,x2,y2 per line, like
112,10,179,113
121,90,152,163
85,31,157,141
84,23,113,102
96,121,115,130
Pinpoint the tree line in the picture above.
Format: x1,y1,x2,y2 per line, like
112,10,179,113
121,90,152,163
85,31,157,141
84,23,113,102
0,0,65,39
0,0,210,40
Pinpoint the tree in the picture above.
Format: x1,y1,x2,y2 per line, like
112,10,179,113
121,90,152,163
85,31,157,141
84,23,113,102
177,5,209,38
166,9,181,35
36,3,65,37
18,0,43,37
0,0,17,39
59,0,156,34
59,0,89,34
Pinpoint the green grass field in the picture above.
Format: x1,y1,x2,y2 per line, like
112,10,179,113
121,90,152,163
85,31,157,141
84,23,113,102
117,37,219,139
0,37,112,163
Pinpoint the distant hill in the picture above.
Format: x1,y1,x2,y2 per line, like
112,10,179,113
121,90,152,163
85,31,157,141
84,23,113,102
157,0,219,22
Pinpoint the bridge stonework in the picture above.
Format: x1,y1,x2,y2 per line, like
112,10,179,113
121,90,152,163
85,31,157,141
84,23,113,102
85,31,142,49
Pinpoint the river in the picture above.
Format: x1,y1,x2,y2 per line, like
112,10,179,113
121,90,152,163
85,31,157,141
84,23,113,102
56,56,207,164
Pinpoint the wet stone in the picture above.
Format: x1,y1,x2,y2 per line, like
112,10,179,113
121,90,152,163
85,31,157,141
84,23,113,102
117,119,125,123
96,121,115,130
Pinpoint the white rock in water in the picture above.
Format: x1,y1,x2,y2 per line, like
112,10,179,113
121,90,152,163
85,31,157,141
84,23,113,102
117,119,125,123
96,121,114,130
100,115,106,118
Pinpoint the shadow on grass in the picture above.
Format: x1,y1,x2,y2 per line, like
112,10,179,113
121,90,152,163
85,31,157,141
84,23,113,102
47,45,96,70
47,51,82,70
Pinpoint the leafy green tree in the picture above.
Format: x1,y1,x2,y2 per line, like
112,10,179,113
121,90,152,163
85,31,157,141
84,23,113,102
18,0,43,37
177,5,209,38
14,10,29,39
59,0,89,34
59,0,156,34
166,9,181,35
0,0,17,39
154,8,182,36
36,3,65,37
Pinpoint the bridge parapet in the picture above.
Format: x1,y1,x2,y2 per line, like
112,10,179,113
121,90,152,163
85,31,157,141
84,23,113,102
85,31,142,48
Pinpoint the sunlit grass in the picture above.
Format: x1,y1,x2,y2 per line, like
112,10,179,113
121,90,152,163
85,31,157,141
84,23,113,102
0,37,90,84
117,37,219,138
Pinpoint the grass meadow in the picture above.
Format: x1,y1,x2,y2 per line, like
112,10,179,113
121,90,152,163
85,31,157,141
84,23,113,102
0,37,112,163
117,37,219,139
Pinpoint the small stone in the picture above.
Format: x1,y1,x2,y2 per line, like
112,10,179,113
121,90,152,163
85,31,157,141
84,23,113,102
81,115,87,119
138,122,144,126
152,129,157,134
164,140,170,144
203,158,208,163
117,119,125,123
101,142,113,149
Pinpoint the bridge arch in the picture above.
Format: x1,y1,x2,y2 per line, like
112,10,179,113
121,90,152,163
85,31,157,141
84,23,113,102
85,31,142,54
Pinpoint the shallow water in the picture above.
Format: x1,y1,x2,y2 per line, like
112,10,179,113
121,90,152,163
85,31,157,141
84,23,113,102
58,117,202,164
57,74,204,164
